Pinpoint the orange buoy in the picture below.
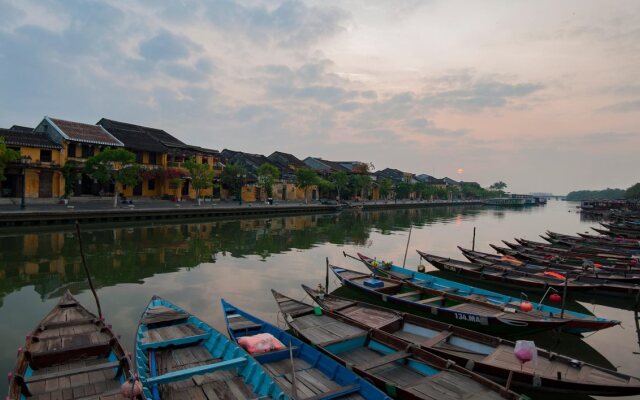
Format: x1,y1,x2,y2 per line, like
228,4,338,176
519,301,533,312
543,271,566,280
549,293,562,303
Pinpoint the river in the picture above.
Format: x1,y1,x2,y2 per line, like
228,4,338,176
0,200,637,399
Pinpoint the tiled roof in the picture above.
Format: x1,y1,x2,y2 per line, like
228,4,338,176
98,118,169,153
268,151,306,169
9,125,34,132
0,128,62,150
49,117,123,146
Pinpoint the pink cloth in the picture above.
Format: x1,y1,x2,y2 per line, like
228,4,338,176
238,333,285,354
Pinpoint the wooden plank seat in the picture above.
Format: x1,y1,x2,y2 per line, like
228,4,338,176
140,331,210,350
146,356,247,385
421,331,453,348
357,351,410,371
141,307,189,326
416,296,445,305
25,360,121,384
254,346,300,362
305,384,359,400
227,314,264,331
28,339,113,370
39,317,97,331
394,291,422,299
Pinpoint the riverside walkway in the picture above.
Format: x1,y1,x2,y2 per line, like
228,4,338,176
0,198,482,228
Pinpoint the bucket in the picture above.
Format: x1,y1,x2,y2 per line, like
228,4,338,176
313,306,323,316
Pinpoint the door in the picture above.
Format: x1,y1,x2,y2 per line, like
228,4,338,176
182,180,190,196
133,182,143,196
38,171,53,198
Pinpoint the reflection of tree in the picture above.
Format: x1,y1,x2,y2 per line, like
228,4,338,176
0,206,483,304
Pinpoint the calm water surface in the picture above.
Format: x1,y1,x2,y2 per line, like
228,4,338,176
0,200,638,399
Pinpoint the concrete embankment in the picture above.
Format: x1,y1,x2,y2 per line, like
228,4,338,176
0,200,483,228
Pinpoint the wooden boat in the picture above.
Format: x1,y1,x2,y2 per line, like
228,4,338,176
221,299,391,400
541,236,640,257
329,264,570,336
494,243,639,272
301,286,640,397
135,296,286,400
550,231,640,250
601,223,640,238
352,252,619,334
420,251,640,298
461,247,640,284
271,290,524,400
8,290,137,400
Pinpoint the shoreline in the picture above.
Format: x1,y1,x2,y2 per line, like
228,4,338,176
0,200,483,229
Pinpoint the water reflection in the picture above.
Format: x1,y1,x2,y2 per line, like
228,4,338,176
0,203,635,400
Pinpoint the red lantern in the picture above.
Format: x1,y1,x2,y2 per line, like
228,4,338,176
549,293,562,303
519,301,533,312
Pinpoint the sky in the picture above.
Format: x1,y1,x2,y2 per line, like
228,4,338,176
1,0,639,194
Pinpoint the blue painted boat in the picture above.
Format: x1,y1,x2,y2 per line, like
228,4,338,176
350,252,619,334
271,290,525,400
221,299,391,400
135,295,287,400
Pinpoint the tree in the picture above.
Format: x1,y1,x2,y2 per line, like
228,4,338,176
317,179,334,199
61,160,80,198
379,178,393,200
490,181,507,190
256,163,280,199
184,158,216,203
220,163,246,201
295,167,319,203
349,174,372,202
0,137,20,182
84,148,140,207
396,181,413,199
414,181,428,200
626,183,640,199
329,171,349,200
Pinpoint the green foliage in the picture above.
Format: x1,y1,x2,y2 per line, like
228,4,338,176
566,188,625,201
349,174,372,201
395,181,413,199
625,183,640,199
329,171,349,200
84,148,140,188
413,181,428,200
256,163,280,197
317,178,334,198
490,181,507,190
221,163,247,199
184,158,216,200
0,137,20,182
295,167,319,203
378,178,393,200
61,160,80,198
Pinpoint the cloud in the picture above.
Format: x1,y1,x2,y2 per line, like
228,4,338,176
600,99,640,113
405,118,467,137
204,0,348,47
139,30,199,62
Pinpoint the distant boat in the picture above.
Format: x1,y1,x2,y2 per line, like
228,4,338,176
483,198,527,206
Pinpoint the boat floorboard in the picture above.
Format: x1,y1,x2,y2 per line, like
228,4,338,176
407,371,506,400
339,305,400,329
28,357,126,400
155,345,266,400
142,323,204,344
291,315,365,346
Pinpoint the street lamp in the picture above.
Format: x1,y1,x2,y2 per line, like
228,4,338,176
20,156,29,210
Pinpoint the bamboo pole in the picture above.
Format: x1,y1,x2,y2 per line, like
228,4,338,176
472,227,476,251
402,226,412,268
75,220,103,319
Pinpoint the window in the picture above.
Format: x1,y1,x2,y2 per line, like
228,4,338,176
40,150,52,162
148,179,156,191
81,145,93,158
135,151,143,164
67,143,76,158
148,152,157,165
202,156,208,165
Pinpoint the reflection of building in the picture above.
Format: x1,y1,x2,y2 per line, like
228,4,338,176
0,126,64,198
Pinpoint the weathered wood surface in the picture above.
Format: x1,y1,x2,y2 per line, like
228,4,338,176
289,314,366,346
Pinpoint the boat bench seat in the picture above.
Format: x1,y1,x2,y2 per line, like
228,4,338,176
416,296,445,305
394,291,422,299
421,331,453,348
306,384,359,400
146,356,247,385
357,351,410,371
140,332,211,350
254,346,299,362
26,360,121,384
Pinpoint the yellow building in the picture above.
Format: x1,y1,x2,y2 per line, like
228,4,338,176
0,126,64,199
